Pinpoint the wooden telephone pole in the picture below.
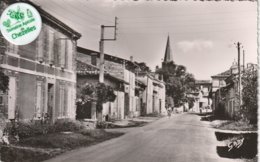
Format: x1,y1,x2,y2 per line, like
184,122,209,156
99,17,118,83
236,42,242,108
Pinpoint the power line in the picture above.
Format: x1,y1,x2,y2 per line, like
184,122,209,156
119,9,256,19
118,14,255,25
118,27,253,35
75,0,114,21
118,21,255,29
31,0,107,33
63,0,113,24
47,0,101,26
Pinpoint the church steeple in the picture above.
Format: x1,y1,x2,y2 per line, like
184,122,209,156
163,35,173,63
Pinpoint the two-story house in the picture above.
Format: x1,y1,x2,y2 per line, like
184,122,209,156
77,60,127,120
194,80,212,112
137,72,166,115
77,47,138,119
0,1,81,123
223,62,257,119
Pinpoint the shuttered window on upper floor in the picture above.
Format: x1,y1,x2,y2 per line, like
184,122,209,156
36,27,74,70
48,30,55,66
59,39,66,69
37,30,44,63
67,40,73,70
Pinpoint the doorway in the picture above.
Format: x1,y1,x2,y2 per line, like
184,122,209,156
47,83,54,122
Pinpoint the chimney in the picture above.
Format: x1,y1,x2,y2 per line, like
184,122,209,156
130,56,133,62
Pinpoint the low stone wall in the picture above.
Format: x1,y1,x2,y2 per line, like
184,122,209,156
81,119,97,129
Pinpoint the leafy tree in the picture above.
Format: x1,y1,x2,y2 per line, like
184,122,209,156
241,69,257,124
135,62,151,73
77,83,116,121
0,71,9,93
157,61,196,106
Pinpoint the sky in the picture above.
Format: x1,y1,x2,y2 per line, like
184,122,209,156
31,0,257,80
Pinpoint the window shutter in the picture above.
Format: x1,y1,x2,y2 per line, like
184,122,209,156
44,28,48,60
48,31,54,66
36,82,42,118
53,33,59,67
59,86,64,117
59,40,66,69
63,87,68,117
8,77,16,119
67,40,73,70
37,31,44,63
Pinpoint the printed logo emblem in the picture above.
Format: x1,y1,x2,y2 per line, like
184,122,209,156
0,3,42,45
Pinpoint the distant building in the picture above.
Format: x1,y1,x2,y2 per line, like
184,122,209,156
162,35,174,69
210,60,253,117
136,72,166,115
0,1,81,123
76,60,127,120
160,35,173,109
77,47,139,119
222,63,257,119
211,67,231,112
193,80,212,112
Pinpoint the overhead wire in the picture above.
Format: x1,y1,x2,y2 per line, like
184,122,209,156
119,9,256,19
31,0,104,33
75,0,114,22
61,0,113,24
30,0,255,41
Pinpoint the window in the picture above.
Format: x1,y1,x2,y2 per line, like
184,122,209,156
6,41,18,54
219,80,226,87
35,81,44,119
37,30,44,63
67,40,73,70
59,85,65,117
91,53,97,66
212,80,219,87
47,30,55,66
59,85,68,117
59,39,66,69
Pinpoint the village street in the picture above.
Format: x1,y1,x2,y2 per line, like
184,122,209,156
45,113,243,162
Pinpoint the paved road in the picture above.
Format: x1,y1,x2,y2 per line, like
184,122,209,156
45,113,243,162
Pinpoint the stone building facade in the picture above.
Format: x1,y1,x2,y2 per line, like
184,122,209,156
77,47,139,119
0,1,81,123
76,60,127,120
137,73,166,115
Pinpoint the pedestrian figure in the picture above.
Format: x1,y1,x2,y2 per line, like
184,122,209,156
167,107,172,118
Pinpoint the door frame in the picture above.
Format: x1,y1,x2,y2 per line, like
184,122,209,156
45,78,55,123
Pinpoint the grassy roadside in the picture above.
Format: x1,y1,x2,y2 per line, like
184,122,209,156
212,120,257,132
202,115,258,162
0,123,124,162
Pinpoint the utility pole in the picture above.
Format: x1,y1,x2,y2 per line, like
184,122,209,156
99,17,118,83
243,49,245,72
236,42,242,108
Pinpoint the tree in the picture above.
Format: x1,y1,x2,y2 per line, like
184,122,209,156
77,83,116,121
135,62,151,73
156,61,196,107
0,71,9,93
241,69,257,124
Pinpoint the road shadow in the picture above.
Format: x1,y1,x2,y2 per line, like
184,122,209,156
196,112,213,117
200,114,227,122
215,131,257,159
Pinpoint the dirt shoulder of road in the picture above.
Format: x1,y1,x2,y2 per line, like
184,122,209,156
103,115,163,133
0,116,162,162
199,113,257,132
0,129,124,162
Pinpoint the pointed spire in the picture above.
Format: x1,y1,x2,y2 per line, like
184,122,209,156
163,35,173,63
